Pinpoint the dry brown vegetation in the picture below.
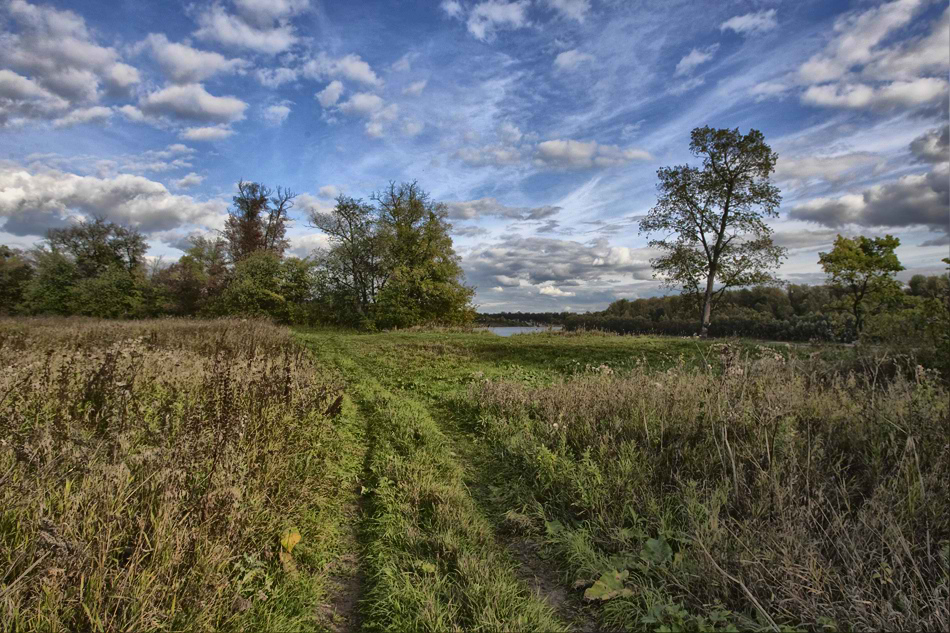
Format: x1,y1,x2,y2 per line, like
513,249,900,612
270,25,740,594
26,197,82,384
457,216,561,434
469,345,950,631
0,318,361,631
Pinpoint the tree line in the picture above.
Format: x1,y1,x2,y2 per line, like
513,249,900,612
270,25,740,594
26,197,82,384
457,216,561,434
0,181,475,329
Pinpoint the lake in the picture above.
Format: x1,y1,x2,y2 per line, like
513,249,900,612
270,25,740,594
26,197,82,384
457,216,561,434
482,326,563,337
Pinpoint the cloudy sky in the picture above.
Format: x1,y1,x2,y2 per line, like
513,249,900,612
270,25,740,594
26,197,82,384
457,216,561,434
1,0,948,312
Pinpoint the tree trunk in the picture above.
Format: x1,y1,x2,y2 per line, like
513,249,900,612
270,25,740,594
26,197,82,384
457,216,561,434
700,266,716,337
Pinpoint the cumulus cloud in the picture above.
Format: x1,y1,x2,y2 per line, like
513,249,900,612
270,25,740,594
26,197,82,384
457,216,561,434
774,152,883,188
303,53,382,87
539,284,575,297
466,1,530,41
337,92,398,137
194,2,301,54
262,102,292,125
910,126,950,164
554,49,594,71
287,230,331,258
233,0,309,26
454,144,525,167
0,162,226,237
0,0,140,125
452,225,491,238
402,120,424,136
51,105,113,128
801,78,948,110
172,172,205,189
318,185,341,198
444,198,561,221
720,9,777,34
316,80,344,108
462,236,657,303
139,83,247,124
793,0,948,111
789,162,949,241
544,0,591,22
440,0,464,19
534,139,652,169
180,125,235,141
403,80,427,96
140,33,249,84
255,67,298,87
391,52,419,72
674,44,718,76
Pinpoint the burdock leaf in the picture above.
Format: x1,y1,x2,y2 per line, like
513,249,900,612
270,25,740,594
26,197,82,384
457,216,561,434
583,569,634,601
280,528,301,553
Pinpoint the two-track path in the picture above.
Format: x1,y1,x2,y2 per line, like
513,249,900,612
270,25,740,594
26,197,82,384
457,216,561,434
297,329,600,632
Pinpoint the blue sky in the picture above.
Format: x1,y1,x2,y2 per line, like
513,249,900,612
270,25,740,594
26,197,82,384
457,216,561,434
1,0,948,311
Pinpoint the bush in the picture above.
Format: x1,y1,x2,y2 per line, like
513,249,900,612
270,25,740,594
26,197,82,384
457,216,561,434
564,313,856,342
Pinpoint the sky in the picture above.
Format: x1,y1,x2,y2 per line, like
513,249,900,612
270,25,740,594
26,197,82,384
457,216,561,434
1,0,948,312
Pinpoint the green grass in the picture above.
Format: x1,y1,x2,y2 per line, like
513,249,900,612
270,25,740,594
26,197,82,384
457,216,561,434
1,318,366,632
4,321,946,632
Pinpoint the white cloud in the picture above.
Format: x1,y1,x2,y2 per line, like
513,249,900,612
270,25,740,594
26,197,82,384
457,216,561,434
172,172,205,189
233,0,309,24
262,102,292,125
801,78,948,110
454,144,525,167
403,80,427,96
720,9,777,35
539,284,575,296
774,152,883,188
194,3,299,54
403,120,424,136
337,92,398,137
466,1,530,41
0,162,226,237
316,80,344,107
440,0,464,19
303,53,382,87
674,44,718,76
318,185,340,198
534,139,652,169
180,125,235,141
339,92,385,116
52,105,112,128
445,198,560,220
910,126,950,164
554,49,594,71
139,83,247,124
544,0,591,23
498,122,523,144
0,0,140,124
140,33,248,84
391,52,419,72
255,67,298,87
789,162,949,240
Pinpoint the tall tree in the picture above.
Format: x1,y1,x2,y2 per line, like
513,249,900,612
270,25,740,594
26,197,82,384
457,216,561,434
373,182,474,328
46,217,148,278
222,181,295,262
308,195,387,319
308,182,474,327
639,126,786,336
819,234,904,333
0,245,34,315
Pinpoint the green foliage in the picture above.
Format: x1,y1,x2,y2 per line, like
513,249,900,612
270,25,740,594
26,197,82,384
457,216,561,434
819,234,904,333
18,247,79,315
210,251,319,323
309,181,475,329
640,126,786,334
0,245,33,314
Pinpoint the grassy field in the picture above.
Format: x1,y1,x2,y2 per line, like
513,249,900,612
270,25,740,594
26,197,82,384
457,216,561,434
3,319,948,631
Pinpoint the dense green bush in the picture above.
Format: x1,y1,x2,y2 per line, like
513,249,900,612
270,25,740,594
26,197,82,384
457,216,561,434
564,312,856,342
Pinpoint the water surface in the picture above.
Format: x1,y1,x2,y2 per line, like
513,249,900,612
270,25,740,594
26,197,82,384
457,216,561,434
483,326,562,337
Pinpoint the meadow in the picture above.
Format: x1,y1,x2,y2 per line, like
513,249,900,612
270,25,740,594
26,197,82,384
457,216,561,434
2,319,947,632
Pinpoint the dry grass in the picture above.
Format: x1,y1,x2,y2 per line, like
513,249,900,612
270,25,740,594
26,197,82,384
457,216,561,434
469,346,950,631
0,317,357,632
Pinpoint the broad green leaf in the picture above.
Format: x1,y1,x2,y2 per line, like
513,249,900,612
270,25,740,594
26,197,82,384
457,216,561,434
583,569,634,601
280,527,301,553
